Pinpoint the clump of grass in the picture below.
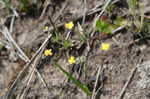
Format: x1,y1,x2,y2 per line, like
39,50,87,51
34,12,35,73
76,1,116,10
51,33,73,50
96,19,113,34
137,20,150,38
96,16,127,35
128,0,138,17
62,40,73,50
127,0,145,32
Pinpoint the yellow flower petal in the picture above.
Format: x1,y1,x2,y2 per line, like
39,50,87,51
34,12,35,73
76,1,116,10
100,43,110,51
43,26,49,32
65,21,74,30
44,49,53,56
68,56,76,64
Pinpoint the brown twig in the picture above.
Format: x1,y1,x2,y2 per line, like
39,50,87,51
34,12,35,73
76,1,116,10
81,0,87,25
40,0,50,20
5,34,52,99
118,67,137,99
54,1,68,22
118,58,142,99
47,5,103,31
19,48,44,99
91,64,102,99
0,20,52,98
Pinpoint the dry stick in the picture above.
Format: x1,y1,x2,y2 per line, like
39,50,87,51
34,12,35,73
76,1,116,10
2,6,56,97
90,15,98,38
34,1,68,33
20,41,54,99
0,27,29,62
19,67,36,99
19,15,57,99
91,64,102,99
48,16,57,31
19,49,44,99
117,58,143,99
32,6,102,35
47,6,103,31
18,58,52,99
92,2,103,10
95,0,112,22
21,61,53,98
0,31,13,50
65,30,71,39
95,83,103,97
0,39,10,49
9,15,15,34
10,7,19,17
39,0,50,19
5,34,52,99
54,1,68,22
117,66,137,99
82,0,87,25
1,26,52,98
112,25,127,34
111,0,120,4
35,69,51,91
19,13,57,99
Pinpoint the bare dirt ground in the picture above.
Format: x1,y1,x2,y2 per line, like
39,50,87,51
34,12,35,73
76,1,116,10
0,0,150,99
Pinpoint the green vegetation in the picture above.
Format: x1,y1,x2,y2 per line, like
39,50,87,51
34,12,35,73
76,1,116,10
18,0,31,13
53,63,92,96
128,0,144,32
96,20,113,34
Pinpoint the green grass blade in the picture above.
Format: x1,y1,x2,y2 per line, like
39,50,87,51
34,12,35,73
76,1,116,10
53,63,92,96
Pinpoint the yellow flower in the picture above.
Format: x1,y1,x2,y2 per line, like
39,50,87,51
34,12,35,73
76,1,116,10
65,21,74,30
68,56,76,64
43,26,49,32
100,43,110,51
44,49,53,56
